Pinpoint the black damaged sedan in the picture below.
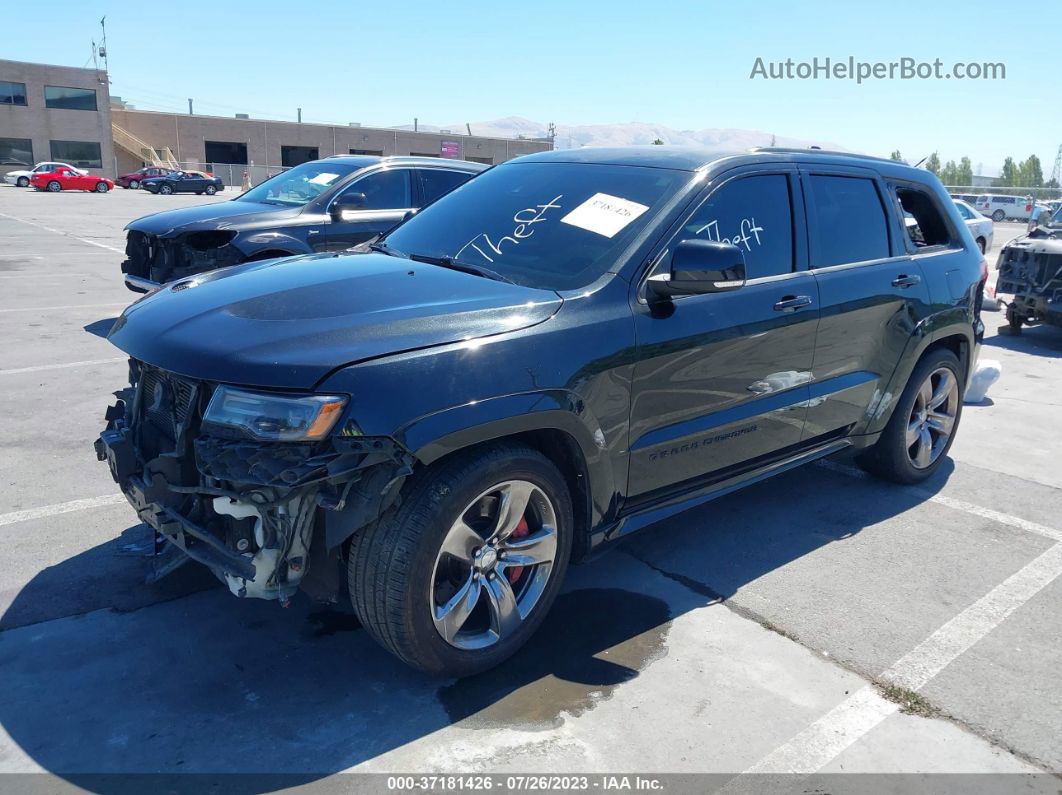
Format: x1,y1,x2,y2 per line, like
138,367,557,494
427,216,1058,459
96,146,985,675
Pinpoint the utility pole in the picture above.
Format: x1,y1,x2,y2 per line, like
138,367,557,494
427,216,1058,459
188,98,193,115
414,117,418,132
297,107,302,123
1052,144,1062,185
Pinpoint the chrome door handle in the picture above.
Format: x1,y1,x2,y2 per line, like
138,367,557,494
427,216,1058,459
773,295,813,311
892,274,921,288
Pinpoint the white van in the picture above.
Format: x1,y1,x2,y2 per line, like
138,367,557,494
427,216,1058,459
975,194,1034,222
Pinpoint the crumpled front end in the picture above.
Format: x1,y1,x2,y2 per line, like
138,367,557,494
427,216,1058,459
123,229,244,289
94,360,413,603
996,232,1062,329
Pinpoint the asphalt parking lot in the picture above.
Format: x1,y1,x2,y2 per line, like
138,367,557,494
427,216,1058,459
0,184,1059,788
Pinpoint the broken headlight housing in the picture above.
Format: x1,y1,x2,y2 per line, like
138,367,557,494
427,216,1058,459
203,386,347,441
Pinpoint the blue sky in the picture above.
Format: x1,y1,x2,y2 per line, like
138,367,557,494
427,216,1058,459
5,0,1057,177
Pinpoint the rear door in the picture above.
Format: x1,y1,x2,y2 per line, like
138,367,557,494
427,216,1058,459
626,166,818,500
309,167,414,252
799,167,933,441
415,167,475,208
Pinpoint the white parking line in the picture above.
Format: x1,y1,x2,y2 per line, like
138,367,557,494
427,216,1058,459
0,210,124,254
734,541,1062,777
717,460,1062,782
0,494,126,528
0,302,127,314
0,357,125,375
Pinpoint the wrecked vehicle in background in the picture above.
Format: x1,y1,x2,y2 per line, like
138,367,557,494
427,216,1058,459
996,205,1062,333
120,155,485,292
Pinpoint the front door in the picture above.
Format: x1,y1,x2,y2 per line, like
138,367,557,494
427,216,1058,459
627,168,819,501
309,168,415,252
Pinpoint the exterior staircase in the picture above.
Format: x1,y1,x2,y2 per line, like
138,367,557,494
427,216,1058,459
112,123,180,170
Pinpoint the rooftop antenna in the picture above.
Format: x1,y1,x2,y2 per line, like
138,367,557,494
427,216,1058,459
913,155,928,168
98,17,108,73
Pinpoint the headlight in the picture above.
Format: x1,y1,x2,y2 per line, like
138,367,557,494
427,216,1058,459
203,386,347,441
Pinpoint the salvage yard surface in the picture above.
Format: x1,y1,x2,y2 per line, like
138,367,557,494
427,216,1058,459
0,185,1059,787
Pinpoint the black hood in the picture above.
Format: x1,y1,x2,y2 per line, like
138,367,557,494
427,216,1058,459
125,200,300,237
108,252,563,389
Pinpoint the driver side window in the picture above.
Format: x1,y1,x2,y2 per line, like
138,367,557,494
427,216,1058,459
338,169,412,210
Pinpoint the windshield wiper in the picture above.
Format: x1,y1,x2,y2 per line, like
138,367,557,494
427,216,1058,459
407,253,514,284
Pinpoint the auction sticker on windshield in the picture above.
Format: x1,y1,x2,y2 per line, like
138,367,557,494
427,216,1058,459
561,193,649,238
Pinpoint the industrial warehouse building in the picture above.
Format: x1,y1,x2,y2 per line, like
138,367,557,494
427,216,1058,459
2,58,551,184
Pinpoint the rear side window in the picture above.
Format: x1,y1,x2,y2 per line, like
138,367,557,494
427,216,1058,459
678,174,794,278
808,175,890,266
418,168,473,205
341,169,412,210
897,186,955,248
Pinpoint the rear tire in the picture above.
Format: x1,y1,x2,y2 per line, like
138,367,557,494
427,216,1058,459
976,237,986,254
16,176,29,187
47,181,61,192
858,349,963,484
129,179,140,189
991,209,1005,222
347,443,573,676
205,185,217,195
159,184,173,195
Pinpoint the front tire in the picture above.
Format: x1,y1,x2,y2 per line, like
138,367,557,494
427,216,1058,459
129,179,140,189
347,443,573,676
16,176,29,187
205,185,217,195
95,182,110,193
47,180,61,192
159,184,173,195
858,349,963,484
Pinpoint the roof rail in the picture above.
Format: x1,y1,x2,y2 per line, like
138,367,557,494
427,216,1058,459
752,147,901,165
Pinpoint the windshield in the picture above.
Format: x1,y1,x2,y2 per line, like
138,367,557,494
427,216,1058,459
383,162,690,290
238,160,361,207
1052,206,1062,225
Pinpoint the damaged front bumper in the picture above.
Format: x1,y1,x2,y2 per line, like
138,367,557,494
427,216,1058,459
123,230,244,292
996,234,1062,328
95,361,413,602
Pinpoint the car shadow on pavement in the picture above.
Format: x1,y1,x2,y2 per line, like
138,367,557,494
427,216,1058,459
983,324,1062,358
0,455,953,788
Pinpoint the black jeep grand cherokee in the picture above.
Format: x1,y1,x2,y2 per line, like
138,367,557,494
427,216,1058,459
96,147,985,676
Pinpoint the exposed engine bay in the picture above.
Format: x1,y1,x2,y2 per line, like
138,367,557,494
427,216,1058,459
996,229,1062,331
123,230,244,286
94,360,413,603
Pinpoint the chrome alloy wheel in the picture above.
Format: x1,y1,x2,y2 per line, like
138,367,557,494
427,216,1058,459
907,367,959,469
430,480,558,650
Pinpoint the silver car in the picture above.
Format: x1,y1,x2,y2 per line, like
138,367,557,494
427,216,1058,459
954,200,993,254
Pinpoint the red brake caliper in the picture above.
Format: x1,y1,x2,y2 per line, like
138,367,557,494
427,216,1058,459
506,516,530,583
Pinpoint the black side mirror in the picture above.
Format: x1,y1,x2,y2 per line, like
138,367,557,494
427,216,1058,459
330,192,367,222
647,239,746,300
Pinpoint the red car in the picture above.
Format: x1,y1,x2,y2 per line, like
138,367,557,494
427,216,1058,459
31,167,114,193
116,166,174,189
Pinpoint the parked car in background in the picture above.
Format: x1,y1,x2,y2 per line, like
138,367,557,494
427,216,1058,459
996,204,1062,333
116,167,175,190
30,167,113,193
3,161,84,187
953,199,993,253
142,170,225,196
120,155,486,291
949,193,977,204
976,193,1034,222
96,146,985,675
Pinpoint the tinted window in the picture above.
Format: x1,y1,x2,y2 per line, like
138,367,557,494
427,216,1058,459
341,169,412,209
0,137,33,166
809,175,890,266
44,86,97,111
898,187,953,248
0,81,27,106
48,140,102,168
418,168,473,205
385,162,690,291
954,202,973,220
678,174,794,278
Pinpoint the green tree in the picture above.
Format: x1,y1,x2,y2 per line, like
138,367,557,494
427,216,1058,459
924,152,941,175
957,157,974,186
890,150,906,163
651,138,664,145
999,157,1019,187
1018,155,1043,187
940,160,959,185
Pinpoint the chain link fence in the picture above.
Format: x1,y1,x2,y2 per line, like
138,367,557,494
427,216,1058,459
174,162,290,191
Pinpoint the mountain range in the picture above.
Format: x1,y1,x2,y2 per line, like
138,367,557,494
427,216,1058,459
394,116,847,152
